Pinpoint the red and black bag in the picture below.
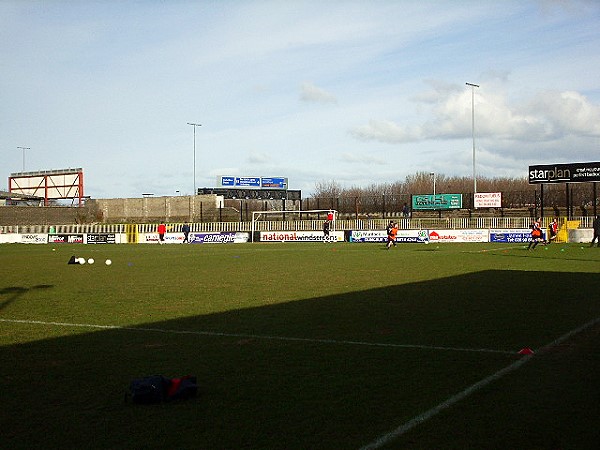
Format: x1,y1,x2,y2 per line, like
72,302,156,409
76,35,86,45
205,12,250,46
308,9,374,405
127,375,198,404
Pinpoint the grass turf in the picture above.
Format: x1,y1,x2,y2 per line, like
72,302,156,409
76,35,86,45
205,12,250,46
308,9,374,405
1,242,599,449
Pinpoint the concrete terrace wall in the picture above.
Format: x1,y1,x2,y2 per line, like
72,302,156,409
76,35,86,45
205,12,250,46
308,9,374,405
0,206,82,226
0,195,232,226
90,194,229,223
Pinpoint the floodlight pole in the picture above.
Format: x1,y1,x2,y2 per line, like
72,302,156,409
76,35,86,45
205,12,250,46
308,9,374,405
466,82,479,194
187,122,202,195
430,172,436,196
17,146,31,172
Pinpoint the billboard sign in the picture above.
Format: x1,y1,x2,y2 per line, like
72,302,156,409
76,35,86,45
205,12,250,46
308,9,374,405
474,192,502,209
86,233,117,244
218,176,288,190
349,230,386,242
48,234,84,244
259,231,343,242
349,230,429,243
489,228,544,243
412,194,462,210
427,229,488,243
20,234,48,244
235,177,261,188
528,162,600,184
261,177,287,189
220,176,236,187
190,232,250,244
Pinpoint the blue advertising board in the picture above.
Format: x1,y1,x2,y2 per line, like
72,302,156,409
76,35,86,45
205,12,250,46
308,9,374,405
235,177,261,188
489,229,543,243
261,177,287,189
220,176,235,187
218,176,288,190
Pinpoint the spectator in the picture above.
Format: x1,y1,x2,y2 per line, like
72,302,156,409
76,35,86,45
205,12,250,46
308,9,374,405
590,216,600,248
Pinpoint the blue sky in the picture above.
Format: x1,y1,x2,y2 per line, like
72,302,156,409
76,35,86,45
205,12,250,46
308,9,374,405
2,0,599,199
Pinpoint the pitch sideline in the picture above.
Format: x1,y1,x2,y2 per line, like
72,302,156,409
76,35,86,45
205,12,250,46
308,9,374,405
0,317,515,355
358,315,600,450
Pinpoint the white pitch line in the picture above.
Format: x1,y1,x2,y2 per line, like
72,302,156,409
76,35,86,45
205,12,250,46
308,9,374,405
0,318,514,355
461,245,525,254
359,315,600,450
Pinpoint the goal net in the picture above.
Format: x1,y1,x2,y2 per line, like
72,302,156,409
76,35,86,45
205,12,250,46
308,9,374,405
251,209,337,242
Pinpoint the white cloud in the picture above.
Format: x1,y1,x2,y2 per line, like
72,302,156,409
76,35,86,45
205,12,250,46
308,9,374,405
351,85,600,146
351,120,422,144
300,82,337,104
340,152,385,165
524,90,600,137
247,152,270,164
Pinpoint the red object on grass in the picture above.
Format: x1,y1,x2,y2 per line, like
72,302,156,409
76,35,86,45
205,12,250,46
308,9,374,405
518,347,535,355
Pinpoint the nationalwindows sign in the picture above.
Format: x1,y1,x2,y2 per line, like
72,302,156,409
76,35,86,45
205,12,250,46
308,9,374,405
528,162,600,184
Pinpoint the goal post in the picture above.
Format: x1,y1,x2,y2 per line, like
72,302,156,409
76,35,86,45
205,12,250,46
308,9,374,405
251,209,337,242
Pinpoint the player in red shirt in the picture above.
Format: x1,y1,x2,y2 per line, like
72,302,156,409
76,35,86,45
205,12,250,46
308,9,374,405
158,223,166,244
527,217,545,250
386,221,398,249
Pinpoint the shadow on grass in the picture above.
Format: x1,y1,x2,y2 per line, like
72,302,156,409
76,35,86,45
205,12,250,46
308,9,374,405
0,271,598,450
0,285,53,312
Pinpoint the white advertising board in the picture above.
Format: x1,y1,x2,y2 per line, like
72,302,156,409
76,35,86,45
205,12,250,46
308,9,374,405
20,233,48,244
0,233,22,243
428,229,488,243
474,192,502,208
349,229,428,243
260,231,344,242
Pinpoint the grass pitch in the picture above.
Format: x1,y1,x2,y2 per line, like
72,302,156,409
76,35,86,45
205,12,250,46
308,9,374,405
1,242,599,449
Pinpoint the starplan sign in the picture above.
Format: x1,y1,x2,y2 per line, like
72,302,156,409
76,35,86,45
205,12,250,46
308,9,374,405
528,162,600,184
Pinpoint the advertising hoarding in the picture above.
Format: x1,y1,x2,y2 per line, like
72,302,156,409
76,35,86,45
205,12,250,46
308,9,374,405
86,233,116,244
235,177,261,188
218,176,288,190
427,229,488,243
489,229,543,243
474,192,502,208
48,234,84,243
412,194,462,210
260,177,287,189
20,234,48,244
260,231,343,242
528,162,600,184
190,232,249,244
349,230,429,243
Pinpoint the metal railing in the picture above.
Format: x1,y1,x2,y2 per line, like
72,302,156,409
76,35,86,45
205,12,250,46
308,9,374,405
1,216,595,235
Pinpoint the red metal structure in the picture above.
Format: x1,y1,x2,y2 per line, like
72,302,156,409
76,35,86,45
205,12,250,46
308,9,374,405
9,168,84,206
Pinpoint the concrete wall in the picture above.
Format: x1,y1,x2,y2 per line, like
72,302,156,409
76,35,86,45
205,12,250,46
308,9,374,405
0,205,83,226
89,194,230,223
0,194,235,226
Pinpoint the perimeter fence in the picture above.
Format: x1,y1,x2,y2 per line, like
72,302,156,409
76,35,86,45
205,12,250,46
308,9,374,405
2,215,596,236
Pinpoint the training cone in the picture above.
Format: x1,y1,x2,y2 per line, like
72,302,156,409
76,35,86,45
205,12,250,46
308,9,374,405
67,255,78,265
518,348,535,355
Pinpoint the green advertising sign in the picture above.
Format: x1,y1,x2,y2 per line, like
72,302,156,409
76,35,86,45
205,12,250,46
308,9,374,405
412,194,463,210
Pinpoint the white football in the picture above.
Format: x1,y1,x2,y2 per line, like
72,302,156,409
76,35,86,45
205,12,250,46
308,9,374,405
105,259,112,266
78,258,85,264
88,258,95,264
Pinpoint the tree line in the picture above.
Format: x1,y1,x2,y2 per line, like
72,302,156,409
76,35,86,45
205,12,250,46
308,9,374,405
308,172,597,215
